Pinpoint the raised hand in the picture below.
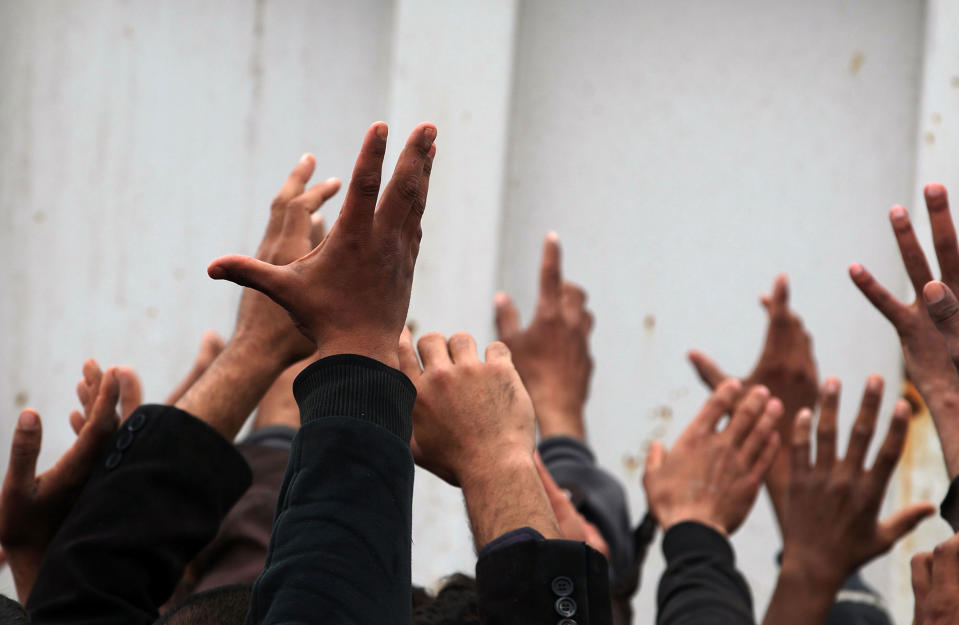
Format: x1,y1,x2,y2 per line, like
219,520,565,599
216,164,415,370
911,535,959,625
688,274,818,529
173,150,348,438
494,232,593,440
0,368,121,600
70,360,141,434
209,122,436,369
642,380,782,536
849,183,959,478
398,327,560,549
763,376,936,625
534,452,610,558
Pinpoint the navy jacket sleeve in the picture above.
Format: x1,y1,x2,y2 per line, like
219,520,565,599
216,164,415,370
941,475,959,532
245,354,416,625
656,522,754,625
26,405,252,625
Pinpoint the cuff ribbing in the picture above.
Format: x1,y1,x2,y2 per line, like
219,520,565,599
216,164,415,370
293,354,415,442
662,521,734,565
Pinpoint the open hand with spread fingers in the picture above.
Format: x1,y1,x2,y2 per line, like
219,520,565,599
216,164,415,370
0,367,122,601
209,122,436,369
642,380,782,537
494,232,593,441
688,274,818,529
763,376,936,625
849,183,959,478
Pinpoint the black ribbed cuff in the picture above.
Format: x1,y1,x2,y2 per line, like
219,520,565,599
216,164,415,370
538,435,596,465
662,521,734,565
941,475,959,532
293,354,415,442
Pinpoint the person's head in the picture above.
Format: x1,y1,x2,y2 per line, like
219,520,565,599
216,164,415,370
412,573,480,625
154,584,251,625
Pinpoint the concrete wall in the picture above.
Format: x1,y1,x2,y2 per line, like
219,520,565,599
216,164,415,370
2,1,957,622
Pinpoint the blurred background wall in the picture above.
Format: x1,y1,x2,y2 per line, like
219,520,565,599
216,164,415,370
1,1,957,621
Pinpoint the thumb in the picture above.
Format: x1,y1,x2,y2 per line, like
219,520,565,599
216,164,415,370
6,410,42,491
116,366,143,421
687,350,729,389
494,291,521,338
208,254,290,300
877,502,937,549
644,441,666,474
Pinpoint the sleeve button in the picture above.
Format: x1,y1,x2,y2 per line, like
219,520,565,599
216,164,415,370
105,451,123,470
551,576,574,596
558,620,577,625
116,429,134,450
128,412,147,431
555,597,577,617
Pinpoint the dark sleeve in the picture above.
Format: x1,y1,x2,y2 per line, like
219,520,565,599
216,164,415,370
825,571,893,625
940,476,959,532
245,354,416,625
476,530,612,625
27,405,252,625
538,436,637,592
656,522,754,625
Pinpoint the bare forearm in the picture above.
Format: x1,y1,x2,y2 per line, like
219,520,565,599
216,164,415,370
174,340,287,440
763,561,840,625
917,382,959,479
460,452,560,551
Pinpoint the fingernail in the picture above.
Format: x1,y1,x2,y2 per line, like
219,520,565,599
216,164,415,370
849,263,864,277
925,281,946,304
325,177,339,185
208,266,226,280
494,291,508,306
926,183,944,198
824,378,839,394
868,375,883,392
375,123,388,139
18,411,38,430
546,230,559,243
423,126,436,145
890,205,907,221
299,153,312,164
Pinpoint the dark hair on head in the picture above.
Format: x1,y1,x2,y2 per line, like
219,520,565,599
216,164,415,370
0,595,28,625
154,584,251,625
412,573,480,625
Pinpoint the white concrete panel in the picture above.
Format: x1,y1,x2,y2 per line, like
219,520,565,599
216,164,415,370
500,0,926,619
0,0,393,597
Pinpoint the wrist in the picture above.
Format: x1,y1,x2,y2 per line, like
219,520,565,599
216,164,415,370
533,405,586,441
780,545,845,592
315,335,400,370
657,508,728,537
229,328,302,373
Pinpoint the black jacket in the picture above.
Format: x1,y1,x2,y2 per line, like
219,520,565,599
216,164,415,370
26,405,252,624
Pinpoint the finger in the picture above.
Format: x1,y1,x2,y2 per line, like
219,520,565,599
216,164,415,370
398,326,422,379
69,410,85,435
86,367,121,436
485,341,513,365
877,503,937,552
815,378,840,470
448,332,479,364
207,254,292,303
582,519,611,559
296,178,341,215
931,533,959,587
76,379,90,412
535,453,575,522
923,281,959,360
337,122,390,234
849,263,911,327
694,378,742,432
494,291,521,338
889,205,936,297
869,399,911,487
581,310,595,334
5,410,42,490
561,282,588,327
791,408,813,476
748,432,780,483
417,332,451,369
375,122,436,233
59,369,121,479
844,374,883,470
687,350,729,390
116,366,143,421
82,358,103,413
310,213,326,248
925,183,959,284
200,330,226,361
762,274,790,314
723,385,771,445
274,152,316,206
537,231,562,316
644,440,666,473
403,141,436,249
741,398,782,465
910,552,933,602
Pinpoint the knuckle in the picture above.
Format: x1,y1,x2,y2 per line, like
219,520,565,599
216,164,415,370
352,172,382,198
